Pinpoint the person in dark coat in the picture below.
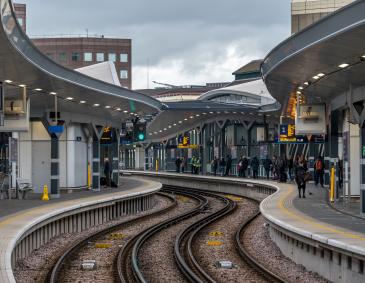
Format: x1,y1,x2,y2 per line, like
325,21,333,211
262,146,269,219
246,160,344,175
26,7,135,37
225,155,232,176
288,156,294,181
242,156,249,178
219,158,226,176
211,157,218,176
104,158,111,188
251,156,260,179
263,156,272,179
175,157,182,173
295,155,308,198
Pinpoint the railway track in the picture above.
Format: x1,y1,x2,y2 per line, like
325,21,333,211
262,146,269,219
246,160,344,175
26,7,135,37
48,192,177,283
48,186,287,283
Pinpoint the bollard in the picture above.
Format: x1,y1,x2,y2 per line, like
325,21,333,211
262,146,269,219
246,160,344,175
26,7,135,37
88,163,91,189
42,185,49,201
330,167,335,202
156,160,159,172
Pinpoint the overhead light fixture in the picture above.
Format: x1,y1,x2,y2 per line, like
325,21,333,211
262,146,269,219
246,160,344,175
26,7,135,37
173,123,177,126
4,80,12,83
190,116,194,119
362,55,365,58
296,91,302,95
233,112,237,114
179,121,182,124
168,126,172,128
209,111,214,114
217,111,221,114
149,133,152,136
338,63,349,68
50,92,57,95
312,75,319,80
164,128,167,131
93,103,100,107
304,82,309,85
154,132,157,134
317,73,325,77
80,100,86,104
159,130,162,132
105,105,111,109
34,88,42,91
19,84,26,88
123,110,128,113
202,113,207,115
184,118,188,121
116,108,121,111
66,97,73,100
298,86,303,90
196,114,200,117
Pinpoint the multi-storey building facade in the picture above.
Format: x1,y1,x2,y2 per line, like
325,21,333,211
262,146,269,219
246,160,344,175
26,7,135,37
291,0,354,33
14,3,132,89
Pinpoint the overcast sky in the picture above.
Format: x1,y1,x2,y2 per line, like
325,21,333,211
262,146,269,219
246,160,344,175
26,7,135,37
19,0,291,89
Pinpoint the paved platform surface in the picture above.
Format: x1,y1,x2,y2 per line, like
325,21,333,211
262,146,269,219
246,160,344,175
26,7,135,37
293,184,365,234
0,177,142,219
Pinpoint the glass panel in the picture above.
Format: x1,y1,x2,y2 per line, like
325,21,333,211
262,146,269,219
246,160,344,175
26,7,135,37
84,52,93,62
120,70,128,79
120,53,128,63
71,52,80,62
96,53,105,62
108,53,116,62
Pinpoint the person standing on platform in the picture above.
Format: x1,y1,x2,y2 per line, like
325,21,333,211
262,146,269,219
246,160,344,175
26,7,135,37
295,155,308,198
191,156,196,174
175,157,182,173
104,158,111,188
242,156,249,178
288,156,294,181
237,156,244,177
272,155,278,180
181,157,185,173
225,155,232,176
219,157,226,176
263,155,272,180
211,157,218,176
194,157,201,174
314,156,324,187
251,156,260,179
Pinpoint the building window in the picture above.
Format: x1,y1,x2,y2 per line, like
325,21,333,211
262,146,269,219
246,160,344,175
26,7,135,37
108,53,116,62
59,52,67,62
120,70,128,79
120,53,128,63
84,52,93,62
96,53,105,62
71,52,80,62
17,17,23,27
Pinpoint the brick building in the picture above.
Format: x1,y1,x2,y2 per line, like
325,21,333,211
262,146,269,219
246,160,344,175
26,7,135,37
14,3,132,89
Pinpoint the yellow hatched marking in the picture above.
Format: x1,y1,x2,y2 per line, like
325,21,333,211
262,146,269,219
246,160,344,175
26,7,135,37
209,231,224,237
95,243,112,248
207,240,223,246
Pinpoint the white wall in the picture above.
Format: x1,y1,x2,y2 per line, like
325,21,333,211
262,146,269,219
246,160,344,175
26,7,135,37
350,123,360,196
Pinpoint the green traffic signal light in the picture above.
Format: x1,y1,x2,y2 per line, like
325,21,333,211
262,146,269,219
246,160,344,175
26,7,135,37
138,133,145,141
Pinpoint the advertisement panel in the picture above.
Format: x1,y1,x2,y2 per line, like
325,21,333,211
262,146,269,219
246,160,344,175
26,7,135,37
295,104,326,135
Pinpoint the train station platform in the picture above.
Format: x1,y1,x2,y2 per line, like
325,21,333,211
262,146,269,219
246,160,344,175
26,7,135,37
0,177,162,283
125,171,365,282
0,177,144,219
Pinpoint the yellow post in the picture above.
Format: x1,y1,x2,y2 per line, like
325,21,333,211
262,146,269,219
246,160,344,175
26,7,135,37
330,167,335,202
156,160,159,172
42,185,49,201
88,163,91,189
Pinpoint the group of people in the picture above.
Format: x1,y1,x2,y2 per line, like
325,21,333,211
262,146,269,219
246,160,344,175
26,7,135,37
175,154,327,199
175,156,202,174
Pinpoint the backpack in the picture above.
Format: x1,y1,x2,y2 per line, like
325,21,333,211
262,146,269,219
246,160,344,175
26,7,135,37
316,160,323,170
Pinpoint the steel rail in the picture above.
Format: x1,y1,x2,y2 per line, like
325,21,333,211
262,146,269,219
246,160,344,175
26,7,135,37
174,191,236,283
235,211,287,283
127,188,209,283
48,192,176,283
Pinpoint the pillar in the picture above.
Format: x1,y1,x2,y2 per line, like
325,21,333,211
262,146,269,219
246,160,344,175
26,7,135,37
92,137,100,191
50,134,60,198
361,121,365,215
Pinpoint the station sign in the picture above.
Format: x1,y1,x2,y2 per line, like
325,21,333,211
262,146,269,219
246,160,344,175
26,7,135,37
177,144,199,149
48,125,64,134
279,124,296,142
178,134,190,147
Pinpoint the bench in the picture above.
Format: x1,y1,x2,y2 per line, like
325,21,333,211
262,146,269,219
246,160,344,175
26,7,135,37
17,178,33,199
